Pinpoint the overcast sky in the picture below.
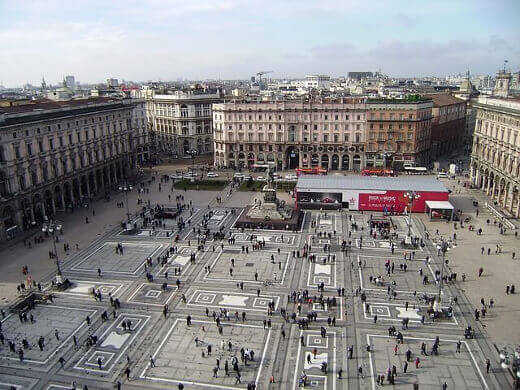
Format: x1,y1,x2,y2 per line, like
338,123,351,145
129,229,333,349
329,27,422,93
1,0,519,87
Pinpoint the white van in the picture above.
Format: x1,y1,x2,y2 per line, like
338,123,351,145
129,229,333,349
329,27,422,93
437,172,448,179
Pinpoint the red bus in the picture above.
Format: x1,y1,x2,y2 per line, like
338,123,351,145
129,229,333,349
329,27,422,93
296,167,328,177
361,168,395,177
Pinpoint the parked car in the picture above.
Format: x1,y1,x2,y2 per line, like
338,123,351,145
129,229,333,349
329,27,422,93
322,197,338,203
255,176,267,181
206,172,219,177
437,172,448,178
169,174,183,180
285,174,298,180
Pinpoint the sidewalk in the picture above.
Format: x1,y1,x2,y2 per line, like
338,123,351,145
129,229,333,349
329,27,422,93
0,174,180,307
418,175,520,345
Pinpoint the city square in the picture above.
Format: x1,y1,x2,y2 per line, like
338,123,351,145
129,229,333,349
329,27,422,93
0,171,516,389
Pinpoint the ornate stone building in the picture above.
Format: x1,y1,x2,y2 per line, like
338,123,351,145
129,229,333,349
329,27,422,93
0,97,149,241
213,97,434,171
470,71,520,217
144,88,222,157
213,98,367,171
365,99,433,169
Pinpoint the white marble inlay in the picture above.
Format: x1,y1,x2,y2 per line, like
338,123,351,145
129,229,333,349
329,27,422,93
173,255,190,266
304,352,328,370
396,307,422,320
219,295,248,307
314,264,331,275
101,332,129,349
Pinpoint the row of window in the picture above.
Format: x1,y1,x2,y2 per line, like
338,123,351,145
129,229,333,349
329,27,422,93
218,123,364,131
478,110,520,127
215,112,422,121
477,120,519,146
368,132,414,141
9,111,129,140
5,126,128,161
13,145,125,192
217,131,364,144
370,123,414,130
216,113,364,121
366,142,413,153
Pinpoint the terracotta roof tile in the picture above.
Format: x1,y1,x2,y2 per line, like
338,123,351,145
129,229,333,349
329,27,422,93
424,94,464,107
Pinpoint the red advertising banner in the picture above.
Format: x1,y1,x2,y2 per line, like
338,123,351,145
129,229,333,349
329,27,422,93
358,190,449,212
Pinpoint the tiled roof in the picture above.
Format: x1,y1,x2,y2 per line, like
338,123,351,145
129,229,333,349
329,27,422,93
0,97,120,114
425,94,465,107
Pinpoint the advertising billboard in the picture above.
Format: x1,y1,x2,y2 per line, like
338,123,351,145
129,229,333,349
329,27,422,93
358,190,449,212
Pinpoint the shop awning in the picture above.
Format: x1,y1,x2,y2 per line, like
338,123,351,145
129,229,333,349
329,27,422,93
425,201,454,210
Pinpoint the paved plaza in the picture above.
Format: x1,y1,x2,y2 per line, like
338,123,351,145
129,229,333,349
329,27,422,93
0,173,516,389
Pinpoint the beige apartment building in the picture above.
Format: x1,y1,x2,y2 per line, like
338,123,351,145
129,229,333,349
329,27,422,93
213,98,367,171
0,97,150,241
470,71,520,217
144,88,222,157
213,97,433,171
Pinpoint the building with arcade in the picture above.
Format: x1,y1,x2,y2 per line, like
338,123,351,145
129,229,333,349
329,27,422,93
0,97,148,241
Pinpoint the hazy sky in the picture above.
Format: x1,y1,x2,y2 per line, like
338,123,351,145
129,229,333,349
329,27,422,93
1,0,519,87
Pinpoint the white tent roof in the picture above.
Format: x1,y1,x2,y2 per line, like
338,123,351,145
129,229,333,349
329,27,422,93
425,200,454,210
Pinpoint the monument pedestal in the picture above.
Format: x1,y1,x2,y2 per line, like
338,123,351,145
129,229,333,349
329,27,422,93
235,186,303,230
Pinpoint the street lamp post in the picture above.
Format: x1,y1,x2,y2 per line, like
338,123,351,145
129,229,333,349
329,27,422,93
189,149,197,183
118,183,133,224
42,220,63,283
403,191,421,237
435,239,450,304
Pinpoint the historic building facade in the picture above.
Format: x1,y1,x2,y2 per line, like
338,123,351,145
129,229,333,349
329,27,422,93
470,90,520,217
365,99,433,169
144,88,222,157
425,94,466,161
213,98,368,171
0,97,148,241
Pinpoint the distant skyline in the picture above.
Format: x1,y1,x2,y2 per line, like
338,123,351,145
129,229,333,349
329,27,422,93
1,0,519,87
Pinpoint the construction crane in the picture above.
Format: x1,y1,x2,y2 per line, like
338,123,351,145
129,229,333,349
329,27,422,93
256,71,273,83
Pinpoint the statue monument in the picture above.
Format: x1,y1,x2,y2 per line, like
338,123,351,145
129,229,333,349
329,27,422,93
235,163,303,230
